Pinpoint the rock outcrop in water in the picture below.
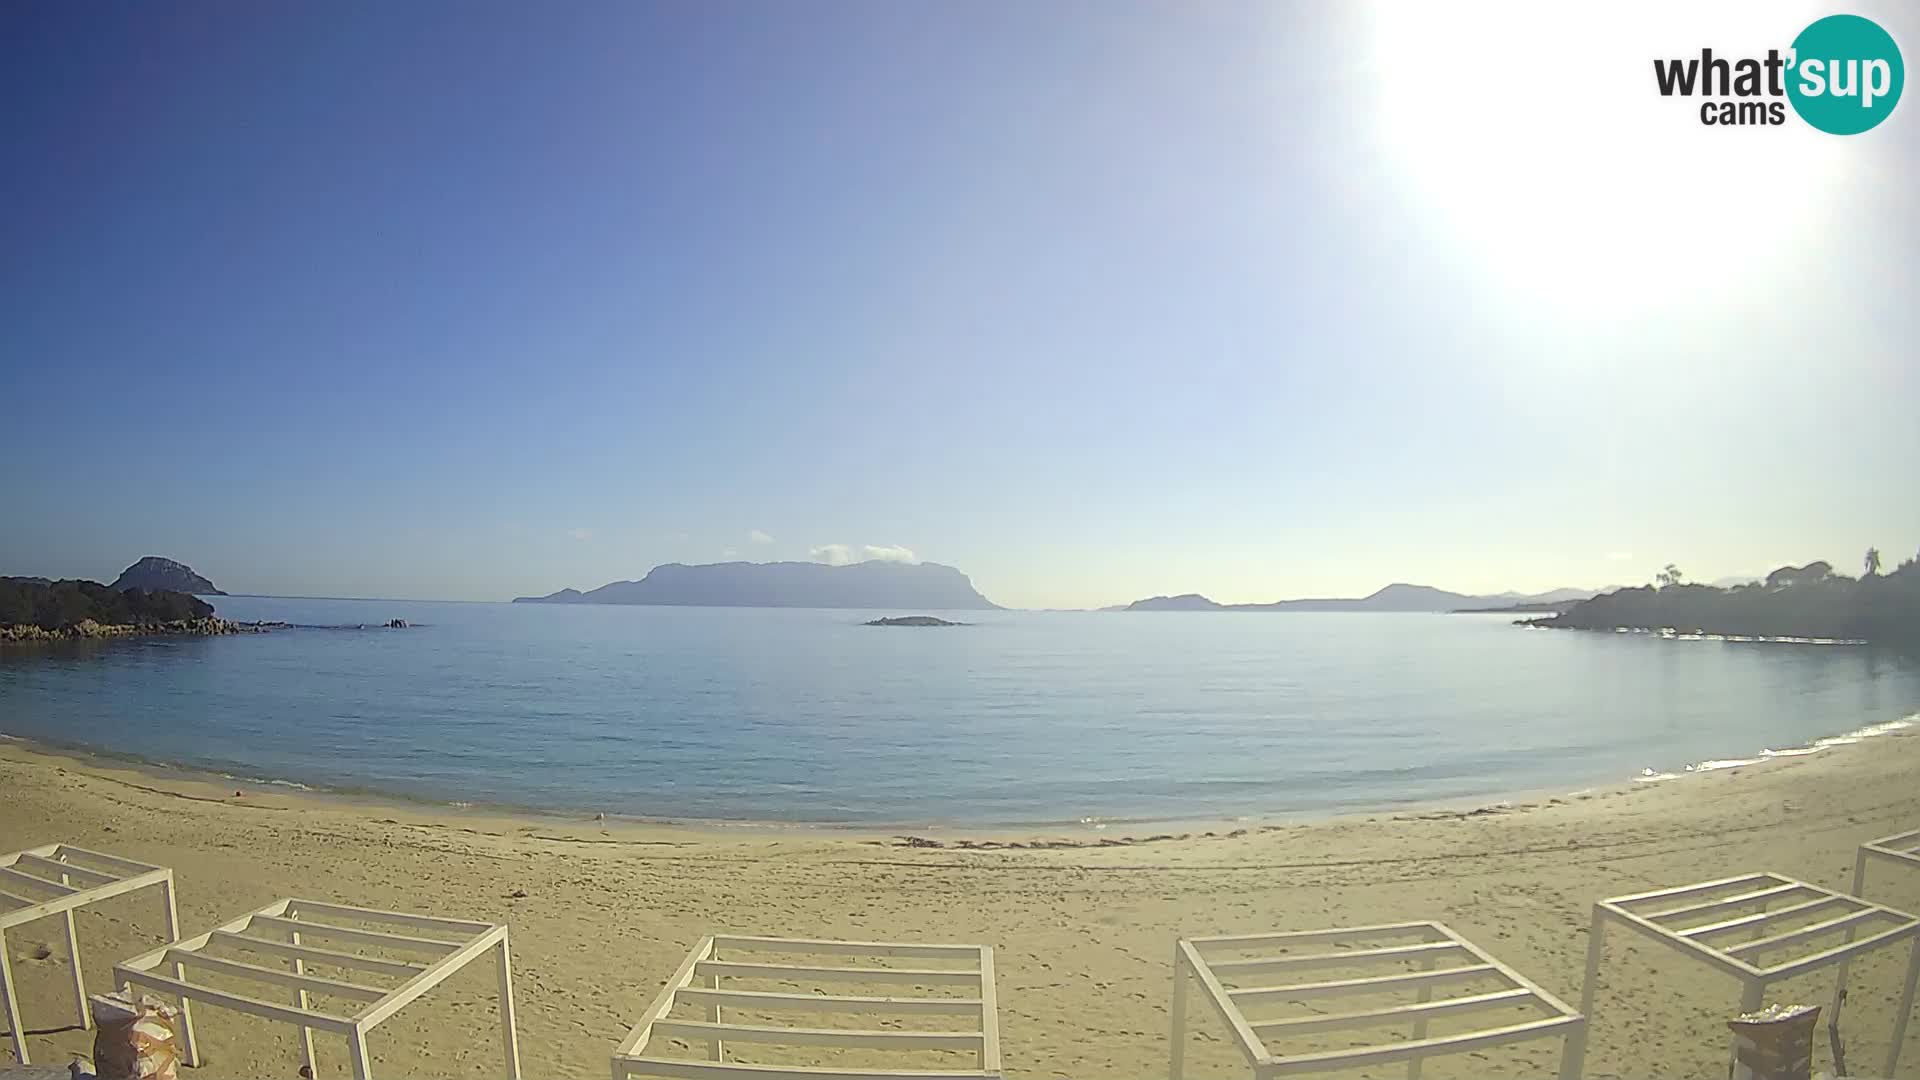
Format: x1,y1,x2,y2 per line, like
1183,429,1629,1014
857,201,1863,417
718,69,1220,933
865,615,966,626
515,560,999,610
110,556,224,595
0,577,240,641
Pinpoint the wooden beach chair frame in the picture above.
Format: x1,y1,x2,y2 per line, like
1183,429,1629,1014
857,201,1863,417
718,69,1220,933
1583,871,1920,1080
1851,827,1920,900
0,843,180,1066
612,934,1002,1080
113,897,521,1080
1170,920,1585,1080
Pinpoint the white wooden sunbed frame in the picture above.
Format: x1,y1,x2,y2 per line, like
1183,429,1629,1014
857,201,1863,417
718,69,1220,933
1582,871,1920,1080
113,897,521,1080
612,935,1001,1080
0,843,180,1067
1851,827,1920,900
1170,921,1585,1080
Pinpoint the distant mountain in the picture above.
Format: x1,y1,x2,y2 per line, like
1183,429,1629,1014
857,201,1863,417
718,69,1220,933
514,560,999,610
1122,583,1602,613
1126,594,1223,611
110,556,224,595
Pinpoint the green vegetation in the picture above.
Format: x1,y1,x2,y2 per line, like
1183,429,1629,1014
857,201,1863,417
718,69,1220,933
0,578,215,631
1529,548,1920,643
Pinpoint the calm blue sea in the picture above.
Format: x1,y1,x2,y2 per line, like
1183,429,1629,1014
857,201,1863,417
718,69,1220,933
2,597,1916,826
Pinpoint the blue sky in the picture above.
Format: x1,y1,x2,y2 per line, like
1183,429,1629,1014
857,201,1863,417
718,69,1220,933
3,1,1916,608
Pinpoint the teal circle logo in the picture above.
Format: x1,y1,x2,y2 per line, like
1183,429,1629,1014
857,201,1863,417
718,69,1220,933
1787,14,1903,134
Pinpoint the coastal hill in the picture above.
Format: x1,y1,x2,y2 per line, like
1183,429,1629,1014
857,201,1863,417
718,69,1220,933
1123,583,1598,613
0,577,222,641
515,560,1000,610
110,556,224,595
1528,554,1920,643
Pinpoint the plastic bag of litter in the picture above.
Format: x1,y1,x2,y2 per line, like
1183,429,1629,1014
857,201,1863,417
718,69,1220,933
89,991,180,1080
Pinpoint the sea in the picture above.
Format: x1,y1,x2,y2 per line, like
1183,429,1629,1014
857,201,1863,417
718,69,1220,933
1,596,1916,827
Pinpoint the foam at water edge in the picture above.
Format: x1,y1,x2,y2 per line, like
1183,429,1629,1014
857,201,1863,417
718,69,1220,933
1637,711,1917,784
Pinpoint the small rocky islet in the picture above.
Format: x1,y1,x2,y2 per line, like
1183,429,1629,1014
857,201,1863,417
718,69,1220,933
863,615,967,627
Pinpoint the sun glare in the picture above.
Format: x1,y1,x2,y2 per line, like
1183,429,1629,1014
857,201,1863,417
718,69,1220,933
1364,2,1845,314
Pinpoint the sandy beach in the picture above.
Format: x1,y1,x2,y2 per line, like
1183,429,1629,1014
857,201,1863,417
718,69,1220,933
3,732,1919,1080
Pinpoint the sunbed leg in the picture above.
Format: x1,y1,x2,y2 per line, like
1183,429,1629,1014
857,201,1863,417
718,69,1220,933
57,869,90,1031
1408,952,1436,1080
497,933,523,1080
706,971,724,1062
2,928,29,1066
161,878,199,1068
349,1025,373,1080
288,925,317,1077
1828,846,1872,1051
1884,937,1920,1080
1169,941,1187,1080
1559,1020,1587,1080
1579,909,1605,1018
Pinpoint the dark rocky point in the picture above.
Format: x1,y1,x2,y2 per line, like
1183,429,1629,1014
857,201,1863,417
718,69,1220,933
864,615,966,627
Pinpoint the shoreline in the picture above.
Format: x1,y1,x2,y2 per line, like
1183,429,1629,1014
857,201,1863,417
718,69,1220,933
4,726,1920,1077
4,703,1915,845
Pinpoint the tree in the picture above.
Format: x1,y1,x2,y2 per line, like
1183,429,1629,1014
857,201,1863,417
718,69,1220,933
1655,564,1685,588
1865,548,1882,577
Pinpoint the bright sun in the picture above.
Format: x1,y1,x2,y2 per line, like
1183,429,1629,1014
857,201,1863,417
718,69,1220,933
1362,1,1846,314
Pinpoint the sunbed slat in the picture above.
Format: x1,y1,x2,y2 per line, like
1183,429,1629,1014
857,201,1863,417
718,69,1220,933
617,1060,993,1080
210,930,428,976
286,898,492,934
1647,883,1808,922
166,949,388,1001
1229,964,1496,1005
675,987,984,1015
0,867,75,897
695,960,981,985
1726,910,1885,957
13,853,118,887
1263,1016,1579,1075
650,1019,982,1050
1209,941,1463,977
713,935,982,959
250,914,461,955
1681,895,1854,939
1250,987,1538,1036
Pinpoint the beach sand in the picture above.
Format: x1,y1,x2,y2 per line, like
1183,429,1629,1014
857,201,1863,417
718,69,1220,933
3,733,1919,1080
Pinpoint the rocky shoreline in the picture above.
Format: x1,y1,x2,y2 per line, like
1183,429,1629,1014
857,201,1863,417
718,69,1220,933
0,617,268,644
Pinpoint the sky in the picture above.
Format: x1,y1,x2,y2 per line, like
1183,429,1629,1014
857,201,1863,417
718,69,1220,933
2,1,1916,609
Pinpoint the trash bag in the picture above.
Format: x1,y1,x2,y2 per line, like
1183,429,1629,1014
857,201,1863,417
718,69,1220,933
89,991,180,1080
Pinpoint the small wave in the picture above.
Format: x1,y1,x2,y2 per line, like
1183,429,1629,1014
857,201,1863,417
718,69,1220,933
1665,712,1917,778
1635,768,1681,783
216,770,315,791
1687,757,1764,772
1812,715,1916,746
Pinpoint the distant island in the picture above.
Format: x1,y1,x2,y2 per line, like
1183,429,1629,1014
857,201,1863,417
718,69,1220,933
865,615,966,627
1118,583,1599,613
1525,555,1920,643
0,577,235,642
515,560,999,610
110,556,225,595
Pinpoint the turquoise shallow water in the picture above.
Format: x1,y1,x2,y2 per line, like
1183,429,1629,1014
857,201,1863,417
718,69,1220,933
1,597,1916,825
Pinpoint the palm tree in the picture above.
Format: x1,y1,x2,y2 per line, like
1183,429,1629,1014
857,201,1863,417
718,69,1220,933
1865,547,1882,577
